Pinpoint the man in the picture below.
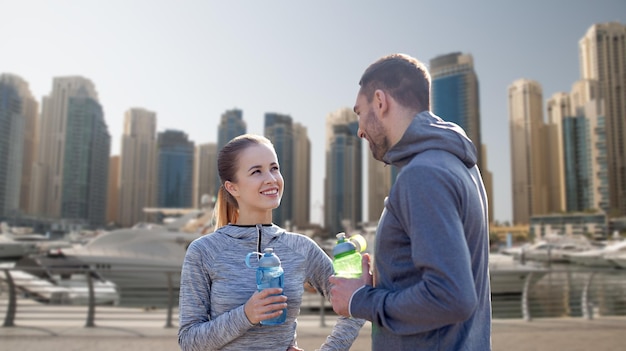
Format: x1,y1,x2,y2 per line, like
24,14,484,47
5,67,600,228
329,53,492,350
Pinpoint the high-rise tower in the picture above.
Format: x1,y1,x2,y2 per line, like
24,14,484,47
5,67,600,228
508,79,547,225
579,22,626,217
193,142,217,208
216,109,246,191
264,113,294,228
157,130,194,208
0,74,36,219
324,107,362,236
118,108,158,227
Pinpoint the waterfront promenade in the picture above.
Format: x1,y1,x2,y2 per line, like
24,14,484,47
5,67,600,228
2,313,626,350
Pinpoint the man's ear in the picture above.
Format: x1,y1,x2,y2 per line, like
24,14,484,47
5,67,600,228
224,180,238,197
374,89,389,116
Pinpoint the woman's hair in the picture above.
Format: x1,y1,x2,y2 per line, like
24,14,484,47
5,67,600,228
212,134,274,230
359,53,431,112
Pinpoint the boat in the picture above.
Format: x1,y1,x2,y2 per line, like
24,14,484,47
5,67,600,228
564,241,626,267
0,233,40,260
489,253,548,294
0,256,119,305
606,251,626,269
40,207,212,307
505,235,595,264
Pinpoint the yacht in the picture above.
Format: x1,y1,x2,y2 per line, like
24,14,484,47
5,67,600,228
0,233,40,259
564,241,626,267
45,208,211,307
1,257,119,305
489,253,548,294
505,236,594,264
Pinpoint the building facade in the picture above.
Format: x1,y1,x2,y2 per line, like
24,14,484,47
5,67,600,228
292,123,311,228
324,107,362,236
193,142,217,208
118,108,158,227
264,113,294,228
509,79,547,224
579,22,626,217
157,130,194,208
216,108,246,191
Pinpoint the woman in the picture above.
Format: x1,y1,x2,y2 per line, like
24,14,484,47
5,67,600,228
178,134,363,351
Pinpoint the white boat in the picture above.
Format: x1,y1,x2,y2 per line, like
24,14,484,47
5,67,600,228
507,236,595,264
44,208,211,307
489,253,548,294
564,241,626,267
606,251,626,269
0,258,119,305
0,233,40,259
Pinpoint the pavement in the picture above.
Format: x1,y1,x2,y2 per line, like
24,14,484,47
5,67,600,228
2,312,626,351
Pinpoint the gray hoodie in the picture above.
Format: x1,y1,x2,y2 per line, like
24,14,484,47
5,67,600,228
350,111,492,350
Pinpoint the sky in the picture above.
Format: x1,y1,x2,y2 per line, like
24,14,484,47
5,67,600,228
2,0,625,225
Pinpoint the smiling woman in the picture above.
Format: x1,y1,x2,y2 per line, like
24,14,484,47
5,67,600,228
177,133,365,351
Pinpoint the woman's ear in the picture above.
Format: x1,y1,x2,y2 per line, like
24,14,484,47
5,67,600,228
224,180,238,197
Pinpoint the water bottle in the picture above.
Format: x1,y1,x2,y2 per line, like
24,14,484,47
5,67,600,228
332,232,366,278
245,248,287,325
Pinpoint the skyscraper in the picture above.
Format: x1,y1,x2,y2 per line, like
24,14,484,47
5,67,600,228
118,108,158,227
216,108,246,191
430,52,493,222
60,89,110,227
545,92,569,214
430,52,483,169
193,142,217,208
567,79,608,214
264,113,294,228
157,130,194,208
0,74,28,219
324,107,362,236
509,79,547,225
29,77,103,224
579,22,626,217
292,123,311,228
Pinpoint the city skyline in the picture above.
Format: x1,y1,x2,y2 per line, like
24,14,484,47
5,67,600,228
2,1,625,224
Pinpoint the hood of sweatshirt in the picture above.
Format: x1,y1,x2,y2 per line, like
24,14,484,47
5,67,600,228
382,111,477,169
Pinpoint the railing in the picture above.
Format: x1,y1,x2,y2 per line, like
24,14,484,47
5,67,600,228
1,265,625,329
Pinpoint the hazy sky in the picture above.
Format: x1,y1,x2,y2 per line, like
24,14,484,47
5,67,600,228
3,0,625,224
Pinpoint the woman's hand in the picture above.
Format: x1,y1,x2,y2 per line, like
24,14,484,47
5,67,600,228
243,288,288,325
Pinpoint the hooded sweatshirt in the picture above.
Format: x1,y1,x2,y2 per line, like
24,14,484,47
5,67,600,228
178,224,364,351
350,111,492,350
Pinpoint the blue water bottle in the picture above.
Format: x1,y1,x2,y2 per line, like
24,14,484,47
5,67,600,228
245,247,287,325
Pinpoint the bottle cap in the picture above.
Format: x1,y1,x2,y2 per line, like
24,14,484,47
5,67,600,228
259,248,281,267
333,232,357,257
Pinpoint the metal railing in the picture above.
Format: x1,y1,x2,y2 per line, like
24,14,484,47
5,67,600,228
2,265,626,329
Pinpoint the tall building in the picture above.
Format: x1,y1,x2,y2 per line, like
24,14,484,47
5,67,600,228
60,88,110,227
292,123,311,228
430,52,483,170
157,130,194,208
216,108,246,191
118,108,158,227
324,107,362,236
579,22,626,217
193,142,217,208
430,52,493,222
264,113,294,228
508,79,547,225
567,79,608,214
545,92,569,214
0,74,26,219
28,77,108,227
107,155,120,226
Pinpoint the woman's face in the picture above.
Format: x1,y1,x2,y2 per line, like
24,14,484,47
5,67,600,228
225,143,284,216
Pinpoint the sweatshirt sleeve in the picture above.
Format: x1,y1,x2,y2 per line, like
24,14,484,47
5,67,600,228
350,164,478,334
304,238,365,350
178,240,255,351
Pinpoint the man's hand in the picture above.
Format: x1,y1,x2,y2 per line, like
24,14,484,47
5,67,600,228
329,253,372,317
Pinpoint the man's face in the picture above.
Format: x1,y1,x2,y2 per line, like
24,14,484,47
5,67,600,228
354,92,389,162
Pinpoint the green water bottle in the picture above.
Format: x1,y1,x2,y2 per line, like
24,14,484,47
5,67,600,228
332,232,365,278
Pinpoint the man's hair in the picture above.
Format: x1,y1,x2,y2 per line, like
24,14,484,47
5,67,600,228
359,53,431,111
